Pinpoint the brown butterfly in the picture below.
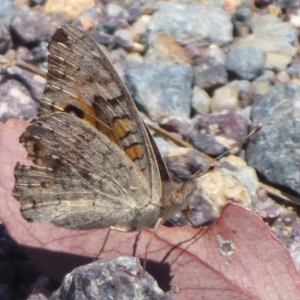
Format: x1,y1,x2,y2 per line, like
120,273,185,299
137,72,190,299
13,25,196,235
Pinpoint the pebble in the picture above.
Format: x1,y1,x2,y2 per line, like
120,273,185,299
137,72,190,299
191,86,211,116
210,85,239,111
145,34,193,65
131,15,151,42
146,2,232,47
194,57,228,90
226,46,266,80
10,11,66,45
44,0,95,22
114,28,133,48
124,62,193,120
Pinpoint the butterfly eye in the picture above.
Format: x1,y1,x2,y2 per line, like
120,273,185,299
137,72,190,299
64,104,84,119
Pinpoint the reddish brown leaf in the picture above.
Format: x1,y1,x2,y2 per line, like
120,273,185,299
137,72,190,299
1,119,300,299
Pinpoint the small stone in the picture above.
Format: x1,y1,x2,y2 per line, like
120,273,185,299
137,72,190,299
0,25,11,54
44,0,95,22
125,2,142,24
125,53,144,69
131,15,151,42
89,30,112,46
232,7,252,37
251,81,271,97
194,57,228,90
128,42,145,53
226,46,266,80
101,21,117,34
15,46,32,61
0,0,26,27
0,66,46,122
266,52,293,71
229,80,254,107
31,0,46,5
165,148,212,181
145,34,192,65
210,85,239,112
195,168,252,214
105,3,124,18
207,44,226,64
192,108,248,146
254,70,275,82
115,29,133,48
147,2,232,47
191,87,211,116
10,11,66,45
187,131,227,157
125,62,193,120
276,71,291,84
222,0,241,14
50,257,171,300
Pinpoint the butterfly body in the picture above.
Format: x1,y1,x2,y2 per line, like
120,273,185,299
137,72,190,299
13,25,195,232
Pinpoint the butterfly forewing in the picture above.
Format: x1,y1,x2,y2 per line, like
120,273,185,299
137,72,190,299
39,25,162,202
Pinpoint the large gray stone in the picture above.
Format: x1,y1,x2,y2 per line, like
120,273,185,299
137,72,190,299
146,2,232,47
226,47,266,80
246,84,300,198
50,257,172,300
125,62,193,120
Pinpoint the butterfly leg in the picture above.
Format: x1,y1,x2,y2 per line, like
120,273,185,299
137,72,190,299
143,217,163,273
94,226,132,262
93,227,113,262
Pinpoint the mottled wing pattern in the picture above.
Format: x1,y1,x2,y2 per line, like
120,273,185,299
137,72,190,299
14,113,160,230
12,25,169,230
38,25,162,202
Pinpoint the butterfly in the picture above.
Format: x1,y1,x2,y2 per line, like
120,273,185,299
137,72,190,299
13,25,196,233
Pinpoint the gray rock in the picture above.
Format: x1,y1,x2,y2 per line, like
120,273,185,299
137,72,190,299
193,57,228,89
125,63,193,120
115,29,133,48
146,2,232,47
287,65,300,79
191,87,211,115
105,3,124,18
246,84,300,197
232,7,252,33
89,30,112,47
226,47,266,80
232,14,297,71
251,14,298,48
254,70,276,82
187,131,227,156
229,80,255,107
10,11,66,45
50,257,172,300
0,0,27,27
192,108,248,147
0,25,10,54
0,66,46,122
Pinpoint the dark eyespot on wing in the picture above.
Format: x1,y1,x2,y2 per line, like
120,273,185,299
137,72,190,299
64,104,84,118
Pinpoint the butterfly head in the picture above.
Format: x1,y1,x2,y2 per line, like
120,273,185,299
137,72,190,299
159,178,197,222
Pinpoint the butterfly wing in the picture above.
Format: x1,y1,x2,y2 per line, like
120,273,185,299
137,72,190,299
14,113,160,230
13,25,166,230
39,25,162,203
